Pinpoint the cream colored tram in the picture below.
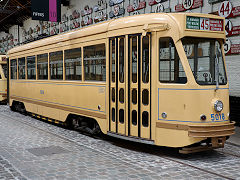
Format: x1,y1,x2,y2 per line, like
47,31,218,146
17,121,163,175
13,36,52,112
8,13,235,153
0,55,7,103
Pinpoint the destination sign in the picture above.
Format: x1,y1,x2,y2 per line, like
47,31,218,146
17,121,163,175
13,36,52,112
186,16,224,32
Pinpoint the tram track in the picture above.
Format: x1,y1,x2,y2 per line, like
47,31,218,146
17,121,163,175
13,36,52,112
0,109,238,180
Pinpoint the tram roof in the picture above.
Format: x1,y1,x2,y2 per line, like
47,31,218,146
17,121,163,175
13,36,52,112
8,13,225,56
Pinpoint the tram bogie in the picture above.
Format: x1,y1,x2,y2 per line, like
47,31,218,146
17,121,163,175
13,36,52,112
8,13,235,153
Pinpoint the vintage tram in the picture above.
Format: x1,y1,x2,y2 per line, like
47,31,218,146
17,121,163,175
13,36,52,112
0,55,7,103
7,13,235,153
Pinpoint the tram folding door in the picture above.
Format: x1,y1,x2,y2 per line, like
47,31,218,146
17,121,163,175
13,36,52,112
109,34,151,140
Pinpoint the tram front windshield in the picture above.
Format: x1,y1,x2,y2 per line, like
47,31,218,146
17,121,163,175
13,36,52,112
182,37,227,85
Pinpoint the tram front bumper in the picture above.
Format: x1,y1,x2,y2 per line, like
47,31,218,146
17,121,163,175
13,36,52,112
188,122,235,138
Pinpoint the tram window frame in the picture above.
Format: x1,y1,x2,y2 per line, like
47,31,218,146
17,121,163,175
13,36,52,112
37,53,48,80
49,51,63,80
83,43,106,82
10,59,17,79
64,48,82,81
159,37,187,84
18,57,26,80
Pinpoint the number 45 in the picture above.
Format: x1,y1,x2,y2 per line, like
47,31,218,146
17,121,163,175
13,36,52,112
200,18,209,30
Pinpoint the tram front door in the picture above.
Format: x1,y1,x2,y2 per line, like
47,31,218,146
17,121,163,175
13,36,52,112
109,34,151,140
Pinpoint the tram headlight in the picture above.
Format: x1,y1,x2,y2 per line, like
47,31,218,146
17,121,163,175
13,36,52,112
214,100,223,112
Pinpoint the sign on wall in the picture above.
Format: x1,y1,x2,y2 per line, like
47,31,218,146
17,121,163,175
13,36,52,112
208,0,224,4
109,0,125,18
224,38,240,55
225,19,240,37
175,0,203,12
127,0,146,13
218,1,240,18
31,0,61,22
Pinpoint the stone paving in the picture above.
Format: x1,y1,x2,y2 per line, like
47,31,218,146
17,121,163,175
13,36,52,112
0,105,239,180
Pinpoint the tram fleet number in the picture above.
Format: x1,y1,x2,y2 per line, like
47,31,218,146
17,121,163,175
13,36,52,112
211,113,225,121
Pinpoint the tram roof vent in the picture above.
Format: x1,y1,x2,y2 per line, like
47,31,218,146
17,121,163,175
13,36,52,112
142,23,170,36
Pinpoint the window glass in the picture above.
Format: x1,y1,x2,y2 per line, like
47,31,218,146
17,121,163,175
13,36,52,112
142,35,150,83
119,88,124,103
50,51,63,80
142,111,149,127
132,89,137,104
119,38,124,83
111,39,115,83
2,64,7,78
142,89,149,105
37,53,48,80
159,37,187,84
182,37,227,85
84,44,106,81
119,109,124,123
18,57,26,79
10,59,17,79
112,108,115,122
27,56,36,80
131,36,138,83
65,48,82,80
132,110,137,126
112,88,115,102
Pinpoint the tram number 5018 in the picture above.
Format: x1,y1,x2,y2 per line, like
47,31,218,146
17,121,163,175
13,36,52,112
211,113,225,122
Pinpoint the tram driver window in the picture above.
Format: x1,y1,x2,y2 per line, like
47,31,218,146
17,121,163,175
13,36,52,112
84,44,106,81
159,37,187,84
50,51,63,80
27,56,36,80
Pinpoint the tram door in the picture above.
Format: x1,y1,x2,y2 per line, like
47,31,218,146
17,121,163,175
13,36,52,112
109,37,126,135
109,34,151,139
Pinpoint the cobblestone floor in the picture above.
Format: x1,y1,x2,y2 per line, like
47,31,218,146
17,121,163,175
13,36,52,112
0,105,239,180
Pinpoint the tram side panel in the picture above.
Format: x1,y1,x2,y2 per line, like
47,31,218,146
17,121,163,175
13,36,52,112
9,81,107,133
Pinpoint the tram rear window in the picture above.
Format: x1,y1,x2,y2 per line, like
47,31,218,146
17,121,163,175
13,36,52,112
159,37,187,84
84,44,106,81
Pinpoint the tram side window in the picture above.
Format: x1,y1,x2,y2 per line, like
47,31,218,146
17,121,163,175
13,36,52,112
27,56,36,80
65,48,82,80
84,44,106,81
10,59,17,79
18,57,26,79
50,51,63,80
159,37,187,84
37,53,48,80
